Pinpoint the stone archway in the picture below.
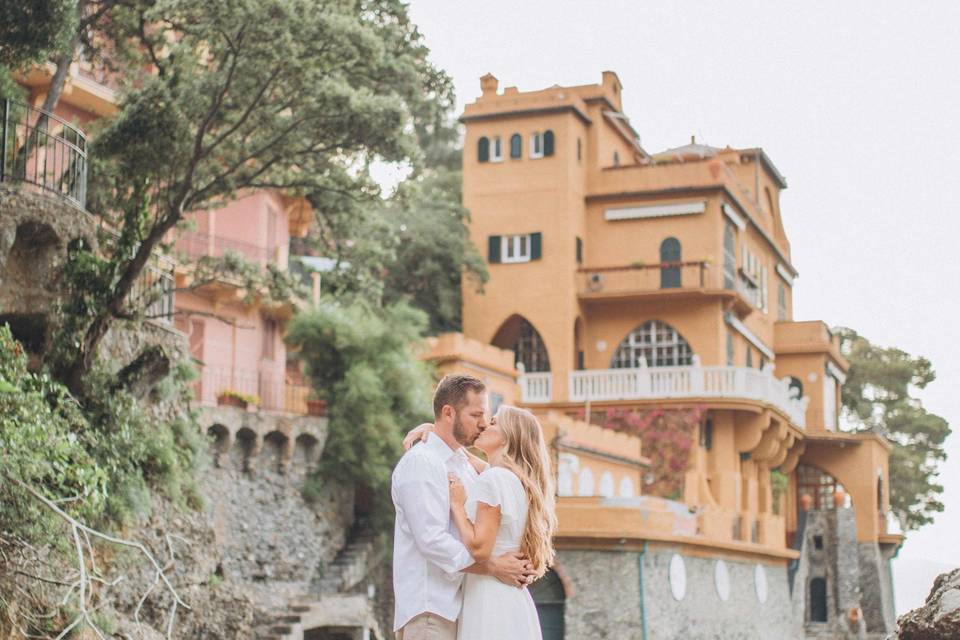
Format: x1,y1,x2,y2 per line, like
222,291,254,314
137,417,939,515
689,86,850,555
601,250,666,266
207,423,231,467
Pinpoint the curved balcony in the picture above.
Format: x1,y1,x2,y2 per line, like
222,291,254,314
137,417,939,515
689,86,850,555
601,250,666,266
520,361,809,428
1,99,87,208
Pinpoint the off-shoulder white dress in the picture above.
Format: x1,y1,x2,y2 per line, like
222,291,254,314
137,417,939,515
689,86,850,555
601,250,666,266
458,467,543,640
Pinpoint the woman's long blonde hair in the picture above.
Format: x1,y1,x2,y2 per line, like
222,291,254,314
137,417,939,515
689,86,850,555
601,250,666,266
495,405,557,578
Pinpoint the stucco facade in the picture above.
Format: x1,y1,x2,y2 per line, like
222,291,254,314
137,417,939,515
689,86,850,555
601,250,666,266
457,71,903,639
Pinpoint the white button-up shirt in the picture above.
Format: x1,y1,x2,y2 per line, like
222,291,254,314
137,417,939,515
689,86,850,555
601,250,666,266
392,434,479,630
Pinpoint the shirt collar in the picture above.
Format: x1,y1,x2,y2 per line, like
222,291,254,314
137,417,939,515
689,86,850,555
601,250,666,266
424,433,467,463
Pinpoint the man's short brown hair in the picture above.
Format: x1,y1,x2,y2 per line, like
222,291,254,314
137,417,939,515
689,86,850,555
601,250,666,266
433,374,486,418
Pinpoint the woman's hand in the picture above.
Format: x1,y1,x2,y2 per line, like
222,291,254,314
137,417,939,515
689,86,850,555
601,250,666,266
448,473,467,508
402,423,435,451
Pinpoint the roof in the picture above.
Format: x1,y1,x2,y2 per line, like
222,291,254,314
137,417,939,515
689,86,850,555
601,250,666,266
652,139,723,162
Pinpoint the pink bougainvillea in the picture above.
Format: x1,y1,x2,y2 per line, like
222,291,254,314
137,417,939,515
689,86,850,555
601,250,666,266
579,406,706,500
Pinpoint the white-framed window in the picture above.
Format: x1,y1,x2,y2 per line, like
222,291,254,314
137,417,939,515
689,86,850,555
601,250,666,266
490,135,503,162
739,245,768,311
502,234,531,263
530,132,544,159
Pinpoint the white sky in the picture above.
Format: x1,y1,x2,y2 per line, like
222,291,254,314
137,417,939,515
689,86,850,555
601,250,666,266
406,0,960,614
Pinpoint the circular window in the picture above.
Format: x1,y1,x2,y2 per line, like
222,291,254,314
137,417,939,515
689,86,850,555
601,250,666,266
755,564,768,604
714,560,731,602
669,554,686,601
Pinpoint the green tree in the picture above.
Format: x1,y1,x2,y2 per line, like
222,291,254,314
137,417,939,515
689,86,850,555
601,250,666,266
380,169,487,333
47,0,444,395
285,300,434,519
837,327,951,530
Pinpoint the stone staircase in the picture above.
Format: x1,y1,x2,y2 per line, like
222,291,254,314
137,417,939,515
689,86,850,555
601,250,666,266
314,520,382,595
258,521,385,640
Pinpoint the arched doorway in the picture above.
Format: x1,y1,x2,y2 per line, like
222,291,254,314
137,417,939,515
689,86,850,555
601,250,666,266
491,315,551,373
796,464,848,511
610,320,694,368
531,569,566,639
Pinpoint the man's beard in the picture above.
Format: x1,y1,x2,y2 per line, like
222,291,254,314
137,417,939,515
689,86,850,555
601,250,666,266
452,411,478,446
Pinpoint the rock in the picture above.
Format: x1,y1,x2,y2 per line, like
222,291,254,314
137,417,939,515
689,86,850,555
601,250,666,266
894,568,960,639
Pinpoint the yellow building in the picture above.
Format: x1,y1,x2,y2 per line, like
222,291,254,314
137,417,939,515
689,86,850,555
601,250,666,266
455,71,902,639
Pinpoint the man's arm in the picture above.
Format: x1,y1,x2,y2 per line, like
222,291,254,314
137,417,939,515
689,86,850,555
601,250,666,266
394,457,473,575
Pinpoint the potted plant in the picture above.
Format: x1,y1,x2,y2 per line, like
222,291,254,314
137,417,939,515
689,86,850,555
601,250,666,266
217,389,259,410
306,394,327,416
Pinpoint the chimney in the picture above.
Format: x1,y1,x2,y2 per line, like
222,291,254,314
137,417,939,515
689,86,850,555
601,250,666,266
480,73,499,97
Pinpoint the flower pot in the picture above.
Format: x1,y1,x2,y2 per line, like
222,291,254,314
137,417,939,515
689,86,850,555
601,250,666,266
306,399,327,416
218,394,248,409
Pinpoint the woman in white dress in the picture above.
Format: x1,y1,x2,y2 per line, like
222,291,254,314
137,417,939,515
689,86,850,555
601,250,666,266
446,405,558,640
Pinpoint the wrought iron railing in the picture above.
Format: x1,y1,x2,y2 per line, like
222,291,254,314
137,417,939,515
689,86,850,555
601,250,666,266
0,98,88,208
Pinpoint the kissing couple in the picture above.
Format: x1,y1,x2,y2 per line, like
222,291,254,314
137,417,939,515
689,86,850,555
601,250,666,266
391,373,558,640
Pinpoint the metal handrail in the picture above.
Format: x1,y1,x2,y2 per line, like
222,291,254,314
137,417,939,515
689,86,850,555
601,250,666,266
0,98,88,208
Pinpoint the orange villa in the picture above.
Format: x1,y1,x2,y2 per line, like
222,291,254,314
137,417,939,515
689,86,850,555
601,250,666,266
420,71,904,639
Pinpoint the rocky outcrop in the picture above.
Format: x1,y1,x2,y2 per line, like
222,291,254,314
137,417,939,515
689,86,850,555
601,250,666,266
894,569,960,639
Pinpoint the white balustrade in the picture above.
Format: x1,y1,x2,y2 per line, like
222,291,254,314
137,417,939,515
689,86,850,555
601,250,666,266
520,372,552,403
565,364,808,428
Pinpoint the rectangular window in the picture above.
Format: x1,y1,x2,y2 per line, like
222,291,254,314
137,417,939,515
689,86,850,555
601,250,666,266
723,222,736,289
262,319,277,360
577,138,582,162
530,132,544,159
502,234,531,263
777,283,787,321
576,237,583,264
726,332,734,366
491,136,503,162
823,372,838,431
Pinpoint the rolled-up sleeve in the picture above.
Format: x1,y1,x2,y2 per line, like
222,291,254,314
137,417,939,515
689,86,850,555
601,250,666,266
394,456,474,575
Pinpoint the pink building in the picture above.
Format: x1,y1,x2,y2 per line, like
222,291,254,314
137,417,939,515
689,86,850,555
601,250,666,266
14,64,316,416
174,190,314,414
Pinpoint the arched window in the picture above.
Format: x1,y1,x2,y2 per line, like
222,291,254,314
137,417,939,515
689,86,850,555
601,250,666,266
478,137,490,163
578,467,594,496
492,315,551,373
619,476,635,497
599,472,615,498
531,132,544,159
809,577,828,622
610,320,694,368
531,570,566,640
490,136,503,161
788,376,803,399
543,130,555,156
660,237,682,288
797,464,847,511
510,133,522,159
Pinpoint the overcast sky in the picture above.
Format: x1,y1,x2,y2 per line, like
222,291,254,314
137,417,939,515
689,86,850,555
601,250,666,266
405,0,960,614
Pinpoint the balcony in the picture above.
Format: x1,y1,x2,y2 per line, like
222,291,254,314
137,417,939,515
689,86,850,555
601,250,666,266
196,365,313,414
520,361,809,428
577,261,754,315
176,230,273,264
0,99,87,208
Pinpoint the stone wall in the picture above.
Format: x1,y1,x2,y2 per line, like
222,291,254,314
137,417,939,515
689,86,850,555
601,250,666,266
558,547,801,640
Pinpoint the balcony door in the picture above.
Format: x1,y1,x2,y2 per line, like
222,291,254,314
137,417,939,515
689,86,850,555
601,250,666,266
660,237,682,288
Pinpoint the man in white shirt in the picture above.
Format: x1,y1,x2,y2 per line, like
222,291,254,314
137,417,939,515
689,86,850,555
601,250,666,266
392,374,533,640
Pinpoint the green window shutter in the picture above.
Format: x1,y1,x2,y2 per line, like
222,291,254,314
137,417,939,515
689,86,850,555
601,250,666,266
530,232,542,260
478,137,489,163
543,130,555,156
576,236,583,264
488,235,501,263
